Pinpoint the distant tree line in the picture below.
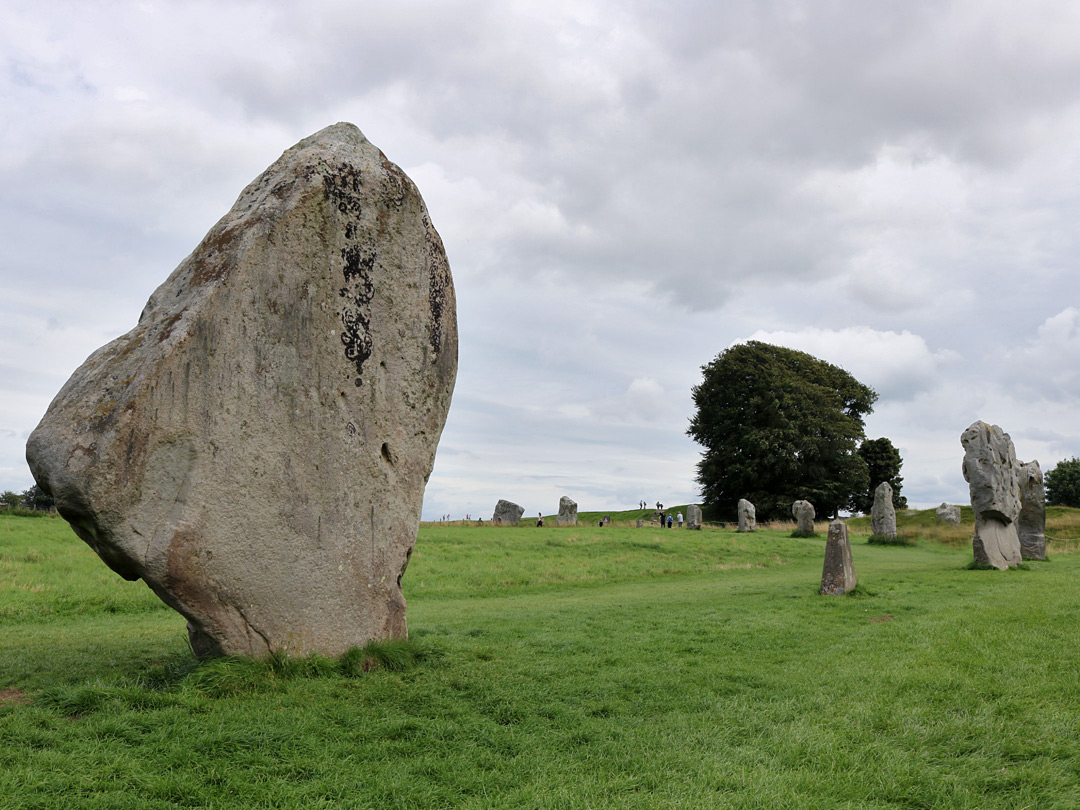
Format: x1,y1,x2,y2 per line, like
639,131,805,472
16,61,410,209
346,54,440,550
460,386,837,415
687,341,904,521
0,485,55,512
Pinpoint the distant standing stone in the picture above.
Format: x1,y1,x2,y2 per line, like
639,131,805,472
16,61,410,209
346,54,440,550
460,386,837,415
556,496,578,527
961,421,1023,570
737,499,756,532
492,499,525,526
870,482,897,541
820,520,857,596
935,503,961,525
1017,460,1046,561
792,500,816,535
636,519,643,528
686,504,702,530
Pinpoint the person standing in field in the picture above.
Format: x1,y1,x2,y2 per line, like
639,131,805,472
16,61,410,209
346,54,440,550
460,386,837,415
677,512,684,528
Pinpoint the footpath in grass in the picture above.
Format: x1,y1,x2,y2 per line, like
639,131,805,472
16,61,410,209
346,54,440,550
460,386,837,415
2,513,1080,809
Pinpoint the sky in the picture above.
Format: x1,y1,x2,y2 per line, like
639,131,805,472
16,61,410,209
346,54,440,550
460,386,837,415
3,1,1080,521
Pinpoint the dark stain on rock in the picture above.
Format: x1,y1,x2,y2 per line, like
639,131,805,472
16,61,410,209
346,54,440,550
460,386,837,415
324,162,375,386
190,226,240,287
425,222,452,359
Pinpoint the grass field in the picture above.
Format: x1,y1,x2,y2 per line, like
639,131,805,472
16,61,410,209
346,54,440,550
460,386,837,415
3,510,1080,808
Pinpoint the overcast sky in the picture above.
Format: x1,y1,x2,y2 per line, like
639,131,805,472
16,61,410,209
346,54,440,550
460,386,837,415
3,1,1080,520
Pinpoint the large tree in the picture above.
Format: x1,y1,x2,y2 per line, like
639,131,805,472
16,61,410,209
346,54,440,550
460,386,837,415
1045,457,1080,508
853,437,907,514
687,341,877,521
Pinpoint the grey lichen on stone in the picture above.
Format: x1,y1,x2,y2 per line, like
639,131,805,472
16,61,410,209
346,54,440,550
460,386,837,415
556,496,578,527
792,499,816,536
935,503,961,525
961,421,1022,570
737,498,756,532
870,482,897,541
819,520,856,596
25,122,457,658
492,499,525,526
686,504,702,530
1017,460,1046,561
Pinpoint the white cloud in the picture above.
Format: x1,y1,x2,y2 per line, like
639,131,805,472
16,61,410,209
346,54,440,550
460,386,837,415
1003,308,1080,402
745,326,959,402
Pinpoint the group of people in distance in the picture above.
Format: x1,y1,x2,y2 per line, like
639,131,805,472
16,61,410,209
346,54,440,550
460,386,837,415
657,510,683,528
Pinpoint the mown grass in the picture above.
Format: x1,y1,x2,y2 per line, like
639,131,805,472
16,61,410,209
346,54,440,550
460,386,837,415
3,511,1080,808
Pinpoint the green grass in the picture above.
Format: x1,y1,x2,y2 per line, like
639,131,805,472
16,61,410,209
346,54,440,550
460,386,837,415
3,511,1080,808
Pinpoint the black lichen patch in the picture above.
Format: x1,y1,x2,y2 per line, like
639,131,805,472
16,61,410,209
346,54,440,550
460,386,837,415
425,220,452,358
323,162,375,386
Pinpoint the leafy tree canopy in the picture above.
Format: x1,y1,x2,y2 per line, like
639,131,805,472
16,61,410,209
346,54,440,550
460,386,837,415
1045,457,1080,508
687,341,877,521
853,437,907,514
21,484,54,511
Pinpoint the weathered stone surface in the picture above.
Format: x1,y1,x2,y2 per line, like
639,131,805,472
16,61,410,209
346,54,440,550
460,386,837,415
820,520,856,595
492,499,524,526
686,504,702,530
792,500,816,534
935,503,961,524
556,496,578,527
25,123,457,658
737,498,756,532
636,519,643,528
961,421,1022,570
1018,460,1046,561
870,482,897,540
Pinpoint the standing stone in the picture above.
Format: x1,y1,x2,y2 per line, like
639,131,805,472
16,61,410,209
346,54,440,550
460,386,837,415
870,482,897,541
935,503,961,525
686,504,702,530
25,123,457,658
961,421,1022,570
636,519,643,528
820,520,856,595
556,496,578,527
792,500,816,535
737,499,756,532
492,499,524,526
1017,460,1046,561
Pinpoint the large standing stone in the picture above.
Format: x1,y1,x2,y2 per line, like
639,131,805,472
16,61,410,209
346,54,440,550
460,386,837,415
792,499,816,535
492,499,524,526
870,482,897,541
25,123,457,658
961,421,1022,570
737,499,756,532
935,503,961,525
820,520,856,595
1017,460,1046,561
686,504,702,530
556,496,578,527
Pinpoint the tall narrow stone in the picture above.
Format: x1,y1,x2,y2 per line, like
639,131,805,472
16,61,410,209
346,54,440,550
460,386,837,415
25,123,457,658
870,482,897,541
737,498,756,532
961,421,1022,570
686,504,702,530
820,520,856,596
1017,460,1046,561
556,496,578,527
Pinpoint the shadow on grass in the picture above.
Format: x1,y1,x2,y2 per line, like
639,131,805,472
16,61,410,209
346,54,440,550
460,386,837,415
28,638,446,715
